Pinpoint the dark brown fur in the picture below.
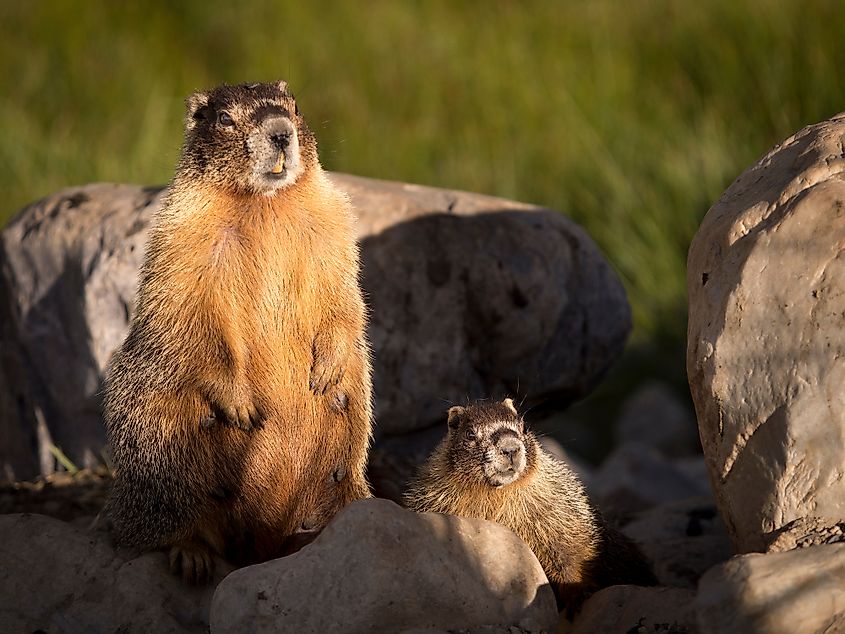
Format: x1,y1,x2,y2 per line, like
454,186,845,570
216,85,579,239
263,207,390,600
104,81,372,582
405,399,656,611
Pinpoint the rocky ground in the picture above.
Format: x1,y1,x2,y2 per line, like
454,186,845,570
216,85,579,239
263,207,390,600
4,113,845,632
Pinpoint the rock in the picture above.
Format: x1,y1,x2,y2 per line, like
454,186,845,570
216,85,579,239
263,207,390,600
622,497,733,588
0,174,631,480
765,515,845,552
614,381,699,456
0,185,155,480
209,498,558,634
0,512,224,633
592,442,712,517
695,543,845,633
567,586,698,634
687,113,845,552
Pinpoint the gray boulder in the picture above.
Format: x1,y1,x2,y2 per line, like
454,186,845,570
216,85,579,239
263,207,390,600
210,498,558,633
687,113,845,552
0,174,631,480
696,543,845,634
0,512,224,633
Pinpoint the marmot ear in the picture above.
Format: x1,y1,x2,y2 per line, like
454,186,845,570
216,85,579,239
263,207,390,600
447,406,465,429
185,91,210,128
502,398,518,416
277,80,289,94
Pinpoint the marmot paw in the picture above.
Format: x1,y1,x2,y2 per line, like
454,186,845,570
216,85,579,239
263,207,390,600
309,356,346,395
220,399,265,431
169,541,214,585
203,399,265,431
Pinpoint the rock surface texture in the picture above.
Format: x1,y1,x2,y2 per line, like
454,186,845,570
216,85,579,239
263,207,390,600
0,174,631,480
568,585,698,634
210,498,558,634
687,113,845,552
0,512,222,633
696,543,845,634
621,497,733,589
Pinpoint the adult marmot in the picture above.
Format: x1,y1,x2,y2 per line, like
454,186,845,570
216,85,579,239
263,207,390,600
104,81,372,582
405,399,655,609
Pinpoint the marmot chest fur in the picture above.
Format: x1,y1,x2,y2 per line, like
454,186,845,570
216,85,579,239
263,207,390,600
104,81,373,582
405,399,655,609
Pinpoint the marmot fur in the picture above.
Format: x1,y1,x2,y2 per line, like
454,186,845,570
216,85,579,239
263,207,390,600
405,399,656,609
104,81,372,582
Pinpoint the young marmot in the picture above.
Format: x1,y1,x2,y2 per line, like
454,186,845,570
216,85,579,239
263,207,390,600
405,399,656,609
104,81,372,582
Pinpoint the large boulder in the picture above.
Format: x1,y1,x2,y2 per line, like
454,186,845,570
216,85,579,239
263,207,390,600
210,498,558,633
695,543,845,634
687,113,845,552
0,513,222,633
0,174,631,480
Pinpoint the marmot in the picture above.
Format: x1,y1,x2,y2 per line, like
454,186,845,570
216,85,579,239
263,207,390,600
405,399,656,609
104,81,372,582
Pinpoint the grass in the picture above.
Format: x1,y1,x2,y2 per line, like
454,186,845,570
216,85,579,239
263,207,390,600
2,0,844,418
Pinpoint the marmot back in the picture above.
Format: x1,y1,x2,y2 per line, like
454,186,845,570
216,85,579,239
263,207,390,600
104,81,373,582
405,399,656,610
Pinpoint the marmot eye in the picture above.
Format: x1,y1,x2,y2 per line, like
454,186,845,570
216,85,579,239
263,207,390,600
465,429,476,440
218,112,235,127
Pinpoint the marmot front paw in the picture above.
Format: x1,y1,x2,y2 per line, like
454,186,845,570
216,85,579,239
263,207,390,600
204,396,265,431
169,540,214,585
310,335,348,395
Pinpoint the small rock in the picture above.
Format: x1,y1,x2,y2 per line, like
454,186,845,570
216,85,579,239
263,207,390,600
622,497,733,588
696,543,845,633
766,515,845,552
592,442,711,516
210,498,558,634
567,585,698,634
614,381,699,456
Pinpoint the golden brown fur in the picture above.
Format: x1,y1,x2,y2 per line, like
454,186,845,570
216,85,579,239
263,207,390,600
405,399,655,610
104,81,372,582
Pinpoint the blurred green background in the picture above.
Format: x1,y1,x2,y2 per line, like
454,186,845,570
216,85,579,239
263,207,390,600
2,0,844,449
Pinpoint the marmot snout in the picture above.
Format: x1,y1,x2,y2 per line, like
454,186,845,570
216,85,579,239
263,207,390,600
446,402,529,487
181,80,313,195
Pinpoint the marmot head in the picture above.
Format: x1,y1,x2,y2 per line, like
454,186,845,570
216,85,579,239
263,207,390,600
444,399,537,488
178,81,318,196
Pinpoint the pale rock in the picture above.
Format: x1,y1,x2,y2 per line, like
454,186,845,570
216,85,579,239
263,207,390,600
209,498,558,634
0,175,631,480
687,113,845,551
695,543,845,633
765,515,845,552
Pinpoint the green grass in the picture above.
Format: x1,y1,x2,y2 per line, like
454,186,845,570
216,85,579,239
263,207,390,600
2,0,844,365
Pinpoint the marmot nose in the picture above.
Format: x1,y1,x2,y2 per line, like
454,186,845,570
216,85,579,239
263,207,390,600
500,443,520,461
270,133,290,150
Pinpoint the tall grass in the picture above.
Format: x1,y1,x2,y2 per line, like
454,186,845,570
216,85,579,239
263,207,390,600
2,0,844,353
